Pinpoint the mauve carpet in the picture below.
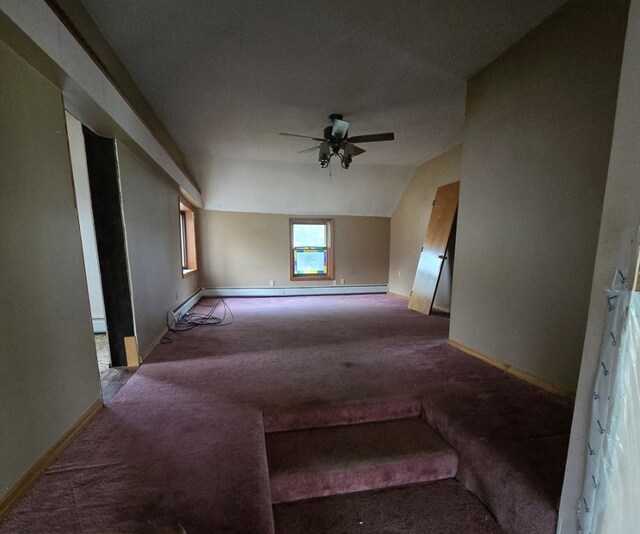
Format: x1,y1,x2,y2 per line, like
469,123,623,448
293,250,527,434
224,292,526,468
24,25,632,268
267,417,458,503
273,480,504,534
0,294,573,533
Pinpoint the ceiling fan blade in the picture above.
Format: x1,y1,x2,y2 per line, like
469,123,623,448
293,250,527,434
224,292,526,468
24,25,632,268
279,133,325,142
344,143,366,156
347,132,395,143
331,119,350,138
298,145,321,154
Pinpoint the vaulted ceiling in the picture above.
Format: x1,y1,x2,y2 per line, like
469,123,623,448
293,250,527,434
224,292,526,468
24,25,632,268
81,0,568,216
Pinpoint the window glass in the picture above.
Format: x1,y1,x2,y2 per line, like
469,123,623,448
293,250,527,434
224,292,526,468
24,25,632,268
179,211,187,269
294,249,328,275
293,224,327,248
179,201,197,275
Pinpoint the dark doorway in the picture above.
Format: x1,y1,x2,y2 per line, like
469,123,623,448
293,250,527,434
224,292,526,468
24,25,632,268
82,126,136,367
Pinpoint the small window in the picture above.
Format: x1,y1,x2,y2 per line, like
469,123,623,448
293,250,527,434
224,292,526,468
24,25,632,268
179,201,197,277
290,218,334,281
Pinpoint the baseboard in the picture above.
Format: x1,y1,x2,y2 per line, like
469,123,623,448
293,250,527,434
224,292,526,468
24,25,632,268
0,398,102,521
447,339,575,400
203,285,388,298
167,288,203,328
140,326,169,362
92,318,106,333
387,292,449,313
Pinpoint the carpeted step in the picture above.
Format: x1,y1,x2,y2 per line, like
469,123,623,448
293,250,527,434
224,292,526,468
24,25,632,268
421,390,571,534
267,417,458,503
263,396,421,432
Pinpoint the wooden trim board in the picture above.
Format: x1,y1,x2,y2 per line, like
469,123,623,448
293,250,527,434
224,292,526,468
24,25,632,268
448,339,575,400
124,336,140,367
141,327,169,363
0,399,103,521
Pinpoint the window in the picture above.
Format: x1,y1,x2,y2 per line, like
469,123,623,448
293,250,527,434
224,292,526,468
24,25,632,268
179,201,197,277
290,218,334,281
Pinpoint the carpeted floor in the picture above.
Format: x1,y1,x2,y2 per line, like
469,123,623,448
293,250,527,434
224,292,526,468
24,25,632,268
273,480,505,534
0,295,573,533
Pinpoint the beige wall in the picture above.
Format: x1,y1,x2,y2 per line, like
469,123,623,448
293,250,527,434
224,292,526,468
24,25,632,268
449,0,629,393
198,210,390,287
389,145,462,311
560,0,639,529
117,142,200,357
0,40,100,500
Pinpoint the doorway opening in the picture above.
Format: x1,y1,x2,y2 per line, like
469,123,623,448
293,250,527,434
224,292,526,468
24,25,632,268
65,112,137,402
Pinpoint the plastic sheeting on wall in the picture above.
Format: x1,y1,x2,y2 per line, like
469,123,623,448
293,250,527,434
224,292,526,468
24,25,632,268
577,270,640,533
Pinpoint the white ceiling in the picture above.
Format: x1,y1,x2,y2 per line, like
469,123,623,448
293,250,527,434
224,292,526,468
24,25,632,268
81,0,568,216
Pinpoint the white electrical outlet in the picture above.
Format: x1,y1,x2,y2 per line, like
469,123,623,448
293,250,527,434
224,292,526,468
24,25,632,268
340,278,345,285
333,280,337,286
269,280,275,287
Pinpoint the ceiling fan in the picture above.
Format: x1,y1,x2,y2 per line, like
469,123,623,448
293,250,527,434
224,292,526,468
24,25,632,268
279,114,395,169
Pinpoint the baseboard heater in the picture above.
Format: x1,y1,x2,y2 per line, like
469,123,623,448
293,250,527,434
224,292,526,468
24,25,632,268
202,285,388,298
167,288,204,329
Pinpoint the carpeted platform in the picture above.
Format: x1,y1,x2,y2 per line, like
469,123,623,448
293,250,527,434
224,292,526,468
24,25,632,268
0,295,573,533
422,388,571,534
273,480,504,533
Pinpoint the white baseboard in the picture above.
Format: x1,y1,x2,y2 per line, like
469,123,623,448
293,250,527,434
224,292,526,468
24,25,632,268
92,318,106,334
167,288,204,329
202,285,388,298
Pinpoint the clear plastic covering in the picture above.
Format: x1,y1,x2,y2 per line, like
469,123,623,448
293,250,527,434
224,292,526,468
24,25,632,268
596,291,640,533
577,269,640,533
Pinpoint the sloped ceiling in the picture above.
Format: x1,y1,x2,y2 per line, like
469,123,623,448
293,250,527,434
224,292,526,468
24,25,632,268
80,0,568,216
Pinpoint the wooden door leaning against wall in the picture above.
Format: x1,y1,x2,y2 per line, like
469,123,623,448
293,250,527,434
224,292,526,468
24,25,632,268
409,181,460,315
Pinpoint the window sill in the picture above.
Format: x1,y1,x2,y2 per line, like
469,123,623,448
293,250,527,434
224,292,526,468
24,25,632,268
182,268,198,279
290,275,334,282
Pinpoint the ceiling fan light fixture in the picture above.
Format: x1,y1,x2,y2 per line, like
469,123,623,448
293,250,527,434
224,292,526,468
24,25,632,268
280,114,395,170
319,142,331,167
331,118,350,139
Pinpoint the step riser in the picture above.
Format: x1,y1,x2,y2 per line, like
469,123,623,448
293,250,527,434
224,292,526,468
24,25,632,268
267,416,458,505
263,397,421,432
270,451,458,503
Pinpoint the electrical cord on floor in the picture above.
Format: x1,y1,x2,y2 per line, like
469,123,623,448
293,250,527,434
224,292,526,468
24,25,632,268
170,297,234,332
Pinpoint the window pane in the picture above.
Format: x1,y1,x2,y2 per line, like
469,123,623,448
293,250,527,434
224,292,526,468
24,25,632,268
180,211,187,268
294,249,327,275
293,224,326,248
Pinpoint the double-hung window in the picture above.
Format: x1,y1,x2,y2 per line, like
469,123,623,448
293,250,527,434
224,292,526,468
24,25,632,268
290,218,334,281
179,201,197,277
